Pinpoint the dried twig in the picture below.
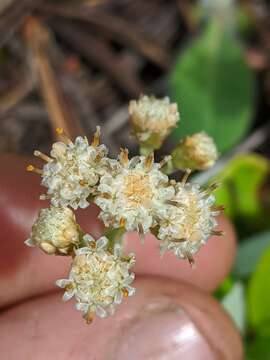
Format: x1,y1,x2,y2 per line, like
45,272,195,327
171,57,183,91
0,71,34,114
51,20,145,97
0,0,14,13
102,106,128,137
22,17,85,139
176,0,198,33
7,103,48,122
0,0,43,48
39,3,171,69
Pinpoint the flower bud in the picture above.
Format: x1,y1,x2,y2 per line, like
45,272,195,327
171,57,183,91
129,95,179,151
25,206,80,255
171,132,218,170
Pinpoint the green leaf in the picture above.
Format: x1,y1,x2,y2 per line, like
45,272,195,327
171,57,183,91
170,20,255,153
222,282,246,334
247,246,270,329
233,231,270,279
215,276,234,300
246,336,270,360
212,154,270,236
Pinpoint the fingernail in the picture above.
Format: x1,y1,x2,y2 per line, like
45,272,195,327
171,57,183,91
115,307,215,360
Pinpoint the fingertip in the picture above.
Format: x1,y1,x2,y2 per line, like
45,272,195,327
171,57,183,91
0,277,243,360
0,154,102,307
124,216,237,291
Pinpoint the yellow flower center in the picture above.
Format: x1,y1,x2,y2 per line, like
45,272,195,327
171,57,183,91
123,173,153,207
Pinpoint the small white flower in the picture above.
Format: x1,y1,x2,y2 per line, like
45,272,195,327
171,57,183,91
38,128,108,209
129,95,179,149
157,182,222,264
56,235,135,322
25,206,80,255
95,150,175,236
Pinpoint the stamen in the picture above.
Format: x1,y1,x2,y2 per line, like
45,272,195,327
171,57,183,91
145,153,154,170
119,217,126,228
55,128,72,144
79,180,87,186
181,169,192,185
89,241,96,249
211,205,226,211
211,230,225,236
207,182,221,193
91,126,101,147
94,154,102,163
159,155,171,168
34,150,52,162
26,164,43,175
138,223,145,244
85,310,94,325
123,289,129,297
101,193,111,199
185,251,195,268
172,238,187,243
55,127,64,135
119,148,129,166
166,200,185,208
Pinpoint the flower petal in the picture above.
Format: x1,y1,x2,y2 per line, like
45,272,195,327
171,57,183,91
55,279,71,288
24,238,35,247
96,236,108,250
95,306,108,318
114,291,123,304
63,290,74,302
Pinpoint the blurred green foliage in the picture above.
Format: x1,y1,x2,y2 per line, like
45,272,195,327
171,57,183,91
222,282,246,334
170,20,255,153
213,154,270,237
248,246,270,329
211,155,270,359
169,2,269,357
233,231,270,279
246,336,270,360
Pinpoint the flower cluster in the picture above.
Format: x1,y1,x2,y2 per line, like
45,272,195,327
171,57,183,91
39,127,108,209
26,95,222,323
157,182,222,264
95,150,175,237
56,235,135,323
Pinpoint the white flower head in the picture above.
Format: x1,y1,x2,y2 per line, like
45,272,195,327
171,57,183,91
129,95,179,149
157,181,222,265
172,132,218,170
95,150,175,237
29,127,109,209
25,206,80,255
56,234,135,323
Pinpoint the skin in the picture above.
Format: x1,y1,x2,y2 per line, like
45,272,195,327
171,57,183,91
0,155,243,359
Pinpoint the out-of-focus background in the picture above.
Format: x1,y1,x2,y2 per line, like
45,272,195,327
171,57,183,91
0,0,270,357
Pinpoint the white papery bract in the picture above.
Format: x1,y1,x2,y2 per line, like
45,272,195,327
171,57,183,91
157,183,219,262
56,235,135,322
95,153,175,235
25,206,80,255
41,134,108,209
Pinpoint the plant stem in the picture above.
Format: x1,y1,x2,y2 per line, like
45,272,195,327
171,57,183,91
104,227,126,252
